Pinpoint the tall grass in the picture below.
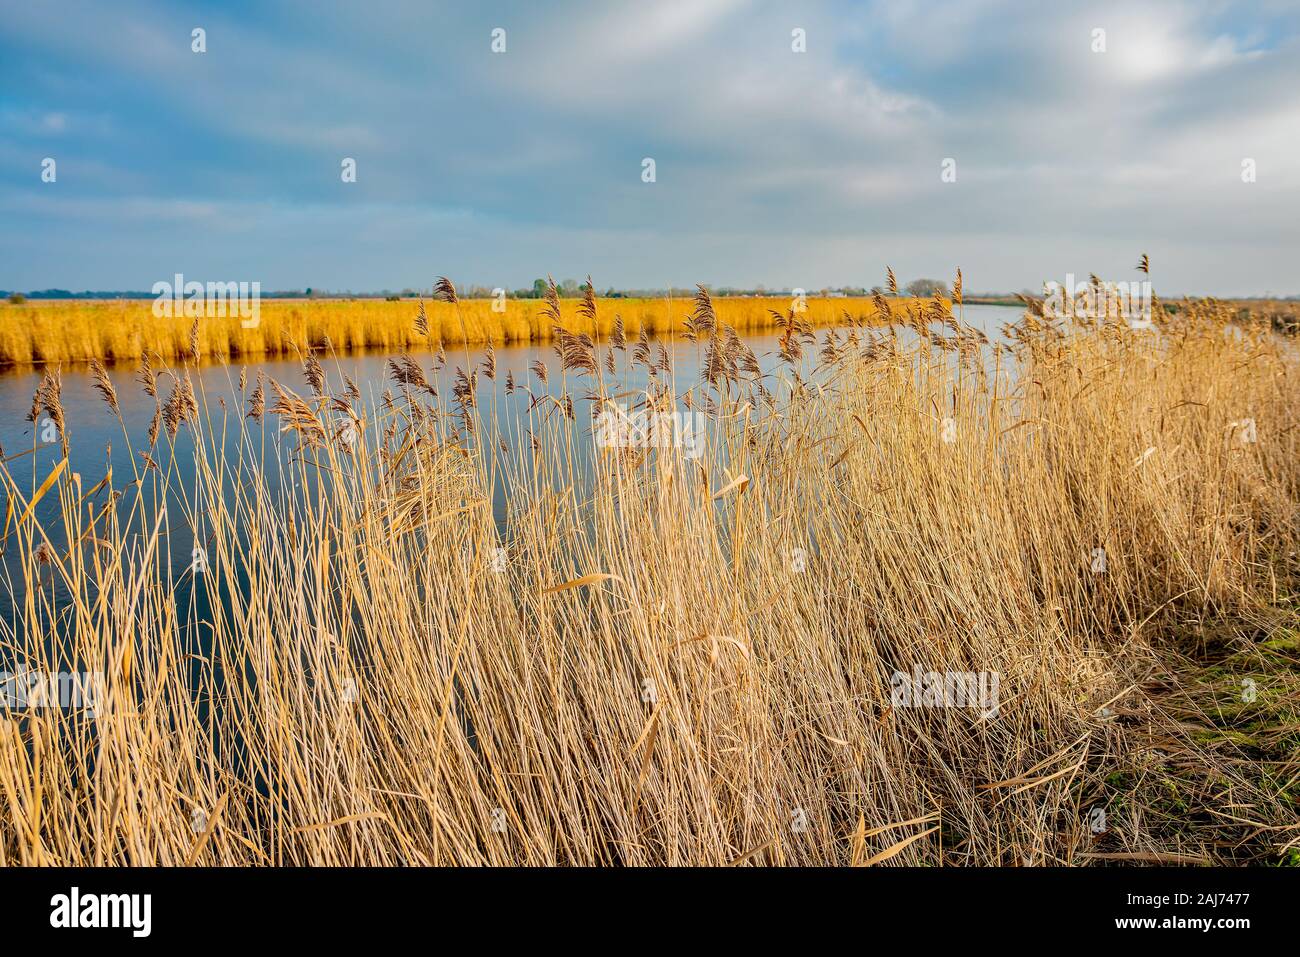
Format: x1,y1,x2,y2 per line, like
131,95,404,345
0,289,1296,865
0,293,926,368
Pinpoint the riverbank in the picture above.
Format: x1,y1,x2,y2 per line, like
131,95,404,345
0,294,940,369
2,293,1295,865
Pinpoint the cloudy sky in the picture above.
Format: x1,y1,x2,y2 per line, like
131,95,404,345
2,0,1297,295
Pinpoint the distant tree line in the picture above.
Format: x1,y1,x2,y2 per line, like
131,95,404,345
8,283,1295,303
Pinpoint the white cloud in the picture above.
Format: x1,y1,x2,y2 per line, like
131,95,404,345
1,0,1297,294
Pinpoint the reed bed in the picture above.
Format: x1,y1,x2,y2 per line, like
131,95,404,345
0,292,922,368
0,281,1296,866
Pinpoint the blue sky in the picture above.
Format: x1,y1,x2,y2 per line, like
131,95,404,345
2,0,1298,295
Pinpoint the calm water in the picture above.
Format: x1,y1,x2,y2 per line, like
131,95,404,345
0,304,1023,618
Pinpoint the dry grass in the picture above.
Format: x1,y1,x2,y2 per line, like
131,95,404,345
0,293,932,368
0,289,1296,866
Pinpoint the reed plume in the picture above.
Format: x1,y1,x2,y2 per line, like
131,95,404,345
88,359,119,416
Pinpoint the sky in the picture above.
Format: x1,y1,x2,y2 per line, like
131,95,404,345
2,0,1298,296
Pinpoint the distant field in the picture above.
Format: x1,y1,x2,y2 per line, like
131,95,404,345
0,295,929,368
